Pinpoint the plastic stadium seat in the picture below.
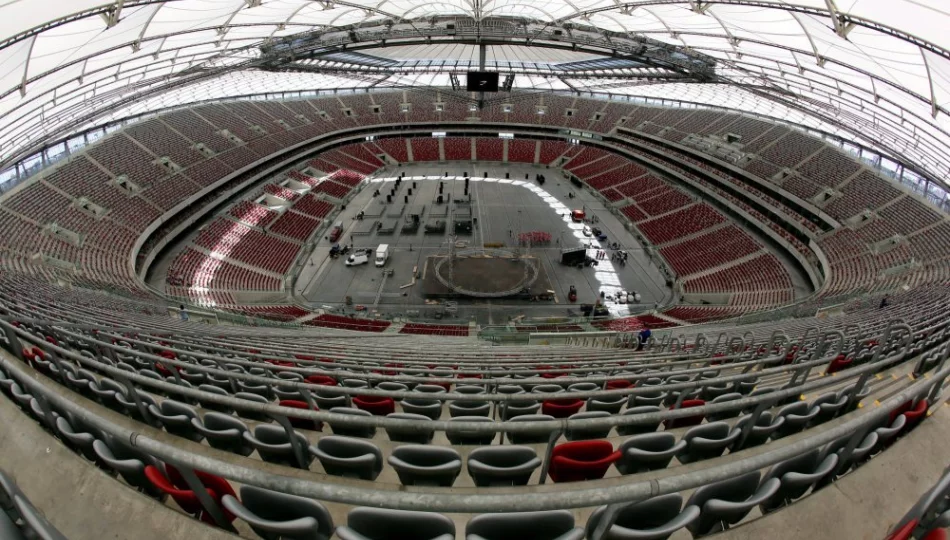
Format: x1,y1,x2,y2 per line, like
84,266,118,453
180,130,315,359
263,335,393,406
815,432,879,488
222,485,334,540
13,493,67,540
810,392,849,426
759,448,839,513
384,412,436,443
586,494,700,540
506,414,557,444
401,396,444,420
238,380,275,400
826,354,852,374
310,436,383,480
336,507,455,540
92,439,164,499
629,390,667,407
548,440,621,483
501,399,541,420
388,445,462,487
605,380,632,390
616,406,662,436
685,471,780,537
731,412,785,450
353,395,395,416
466,510,584,540
278,399,323,431
326,407,377,438
565,411,612,441
314,389,348,411
449,399,492,417
242,424,313,469
467,446,541,487
190,412,253,456
446,417,497,445
306,375,337,386
55,416,101,462
616,433,687,475
234,392,272,422
144,464,237,525
0,508,21,540
705,393,743,422
874,414,908,452
147,399,203,442
568,383,600,392
772,401,820,439
543,399,585,418
676,422,741,464
586,395,626,414
902,399,929,432
197,384,233,414
375,382,409,398
664,399,706,429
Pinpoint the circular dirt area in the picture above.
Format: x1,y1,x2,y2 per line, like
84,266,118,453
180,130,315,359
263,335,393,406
434,255,539,297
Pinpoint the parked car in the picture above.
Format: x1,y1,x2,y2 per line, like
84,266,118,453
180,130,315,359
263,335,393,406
345,251,370,266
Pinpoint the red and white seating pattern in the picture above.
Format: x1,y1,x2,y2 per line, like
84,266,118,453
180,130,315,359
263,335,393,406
636,204,726,245
660,226,761,277
167,247,282,291
682,253,793,297
193,218,300,275
309,180,352,200
269,211,320,242
262,184,301,201
305,314,391,332
443,137,472,161
328,169,364,187
290,195,334,219
475,138,503,162
399,323,469,337
410,138,440,161
125,121,203,168
507,139,536,163
228,201,278,228
373,139,410,162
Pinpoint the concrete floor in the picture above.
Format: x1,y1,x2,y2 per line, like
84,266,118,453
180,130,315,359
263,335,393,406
294,163,673,325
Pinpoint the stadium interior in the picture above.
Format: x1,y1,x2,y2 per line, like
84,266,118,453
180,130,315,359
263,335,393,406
0,2,949,539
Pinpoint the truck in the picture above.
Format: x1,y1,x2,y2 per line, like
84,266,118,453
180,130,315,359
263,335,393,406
328,220,344,243
375,244,390,267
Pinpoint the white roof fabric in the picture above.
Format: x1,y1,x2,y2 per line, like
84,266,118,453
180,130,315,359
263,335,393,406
1,1,949,190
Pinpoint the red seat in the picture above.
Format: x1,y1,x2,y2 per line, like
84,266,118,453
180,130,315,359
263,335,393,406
605,380,632,390
353,395,395,416
826,354,852,374
278,399,323,431
548,441,620,483
885,519,917,540
145,465,236,525
889,399,916,426
305,375,337,386
664,399,706,429
902,399,929,432
543,399,585,418
923,529,947,540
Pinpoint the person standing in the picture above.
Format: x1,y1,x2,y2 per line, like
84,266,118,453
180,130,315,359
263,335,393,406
637,325,651,351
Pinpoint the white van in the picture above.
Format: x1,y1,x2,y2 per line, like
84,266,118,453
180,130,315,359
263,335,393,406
375,244,390,267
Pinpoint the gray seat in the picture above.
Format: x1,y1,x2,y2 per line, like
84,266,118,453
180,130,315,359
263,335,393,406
446,417,496,445
700,382,733,401
342,379,370,389
55,416,98,461
313,389,348,411
568,383,600,392
197,384,233,414
731,412,785,450
274,385,303,401
467,446,541,487
234,392,272,422
676,422,740,464
147,400,203,442
190,412,253,456
759,448,839,513
401,396,444,420
449,399,492,418
586,494,700,540
705,393,743,422
388,445,462,487
243,424,313,469
815,432,879,489
0,506,23,540
337,507,455,540
506,414,556,444
327,407,376,438
616,406,662,436
532,384,566,395
628,390,667,408
810,392,849,425
14,494,68,540
565,411,612,441
872,414,907,453
501,399,541,420
384,412,435,444
222,485,333,540
9,382,32,408
376,381,409,398
92,439,164,499
772,401,820,439
587,395,626,414
466,510,583,540
238,380,274,400
616,433,687,475
310,436,383,480
685,471,780,537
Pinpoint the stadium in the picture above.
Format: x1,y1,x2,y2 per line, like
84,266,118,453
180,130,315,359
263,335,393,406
0,1,949,539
